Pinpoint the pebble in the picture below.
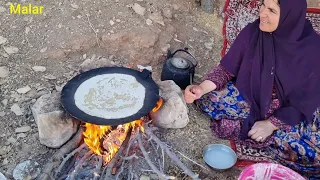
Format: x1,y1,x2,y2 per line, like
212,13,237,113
10,104,23,116
0,6,6,13
83,54,87,59
55,85,63,92
132,3,146,16
17,133,27,139
115,19,121,22
2,159,8,166
40,47,47,53
13,160,41,180
15,126,31,133
0,172,6,180
149,12,165,26
25,27,30,34
204,42,214,50
32,66,46,72
140,175,150,180
0,66,9,78
7,137,17,145
162,8,173,19
146,19,153,25
16,86,31,94
71,4,79,9
109,20,115,26
1,53,9,58
0,36,7,45
1,99,8,107
43,74,57,80
0,146,8,156
3,46,19,54
0,112,5,117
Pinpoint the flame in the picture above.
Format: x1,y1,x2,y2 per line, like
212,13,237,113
152,97,163,112
83,98,163,163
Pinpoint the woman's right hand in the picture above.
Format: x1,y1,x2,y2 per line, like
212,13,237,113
184,85,204,103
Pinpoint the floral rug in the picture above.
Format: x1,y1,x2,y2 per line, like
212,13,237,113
221,0,320,167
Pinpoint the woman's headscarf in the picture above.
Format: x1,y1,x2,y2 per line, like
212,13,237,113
220,0,320,139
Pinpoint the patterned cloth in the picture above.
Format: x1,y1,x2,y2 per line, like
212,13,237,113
195,82,320,179
238,163,305,180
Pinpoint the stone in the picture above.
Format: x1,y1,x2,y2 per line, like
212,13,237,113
13,160,41,180
101,28,159,65
15,126,31,133
0,36,7,45
31,92,79,148
146,19,153,25
16,86,31,94
150,80,189,129
149,12,165,26
71,4,79,9
10,104,23,116
80,57,113,72
1,99,9,107
40,47,47,53
149,174,159,180
2,159,8,166
132,3,146,16
17,133,27,139
204,42,213,50
162,8,173,19
0,6,6,13
0,112,5,117
0,66,9,78
0,172,6,180
7,137,17,145
140,175,150,180
25,27,30,34
109,20,115,26
32,66,46,72
1,53,9,58
3,46,19,54
43,74,56,80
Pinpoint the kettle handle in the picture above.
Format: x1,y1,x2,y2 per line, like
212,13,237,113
167,47,198,68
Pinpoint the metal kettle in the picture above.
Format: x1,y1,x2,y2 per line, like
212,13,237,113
161,48,197,89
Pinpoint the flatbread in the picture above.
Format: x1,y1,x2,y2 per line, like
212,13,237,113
74,74,146,119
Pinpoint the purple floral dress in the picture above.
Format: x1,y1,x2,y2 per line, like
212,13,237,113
195,64,320,179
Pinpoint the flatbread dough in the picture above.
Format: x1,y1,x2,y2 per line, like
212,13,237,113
74,74,146,119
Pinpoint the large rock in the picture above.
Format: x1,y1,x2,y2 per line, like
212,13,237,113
31,92,79,148
150,80,189,129
101,28,159,65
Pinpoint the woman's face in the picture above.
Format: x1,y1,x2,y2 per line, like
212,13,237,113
259,0,280,32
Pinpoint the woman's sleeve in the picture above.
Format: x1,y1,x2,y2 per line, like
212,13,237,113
202,64,234,91
268,116,293,131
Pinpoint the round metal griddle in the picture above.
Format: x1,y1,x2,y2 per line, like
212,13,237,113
60,67,159,126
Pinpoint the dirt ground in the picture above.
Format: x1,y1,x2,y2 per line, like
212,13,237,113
0,0,248,179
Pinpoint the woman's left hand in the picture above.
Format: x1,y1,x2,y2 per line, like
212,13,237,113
248,120,278,142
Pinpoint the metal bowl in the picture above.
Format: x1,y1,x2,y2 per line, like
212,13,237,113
203,144,237,171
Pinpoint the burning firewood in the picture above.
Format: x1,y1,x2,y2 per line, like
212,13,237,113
44,116,204,180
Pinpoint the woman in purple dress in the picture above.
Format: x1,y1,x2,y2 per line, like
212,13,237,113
184,0,320,178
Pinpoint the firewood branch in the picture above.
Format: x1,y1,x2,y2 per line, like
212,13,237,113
39,127,84,180
144,124,201,180
55,143,88,178
137,132,175,180
70,150,93,180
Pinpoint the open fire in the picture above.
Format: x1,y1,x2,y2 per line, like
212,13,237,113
83,98,163,163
